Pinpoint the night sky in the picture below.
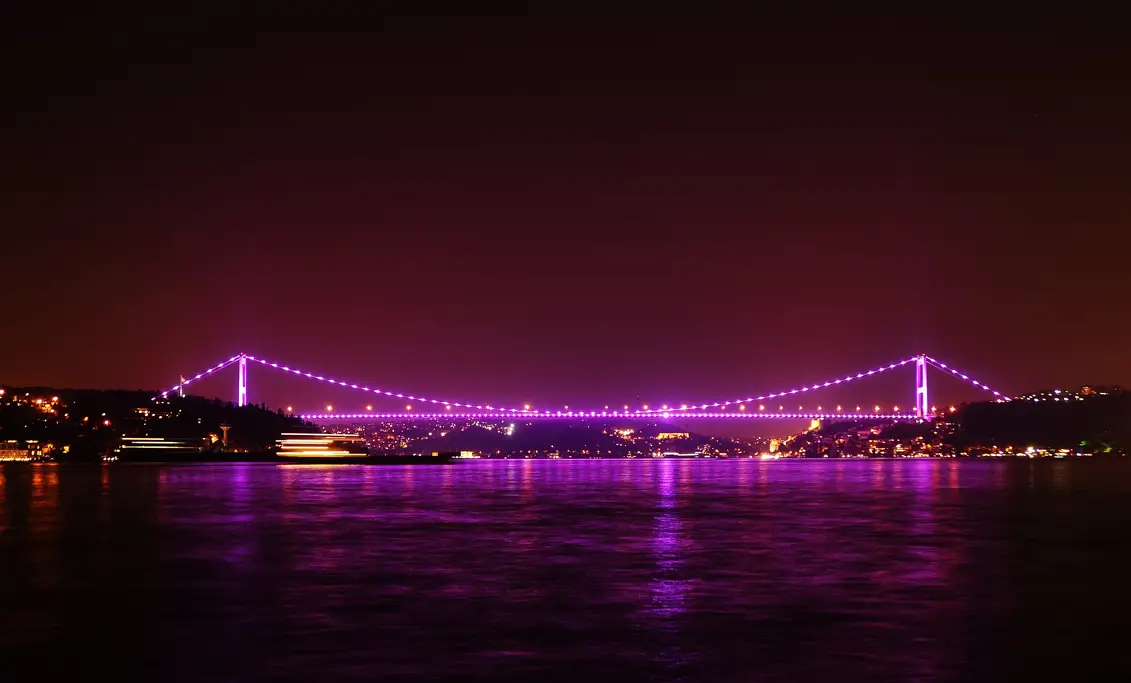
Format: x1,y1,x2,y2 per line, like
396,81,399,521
4,6,1129,414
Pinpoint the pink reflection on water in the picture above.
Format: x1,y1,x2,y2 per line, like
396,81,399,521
3,459,1128,680
649,460,689,622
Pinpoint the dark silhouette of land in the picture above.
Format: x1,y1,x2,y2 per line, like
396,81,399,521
956,390,1131,453
0,388,306,460
409,422,756,458
4,385,1130,460
778,388,1131,457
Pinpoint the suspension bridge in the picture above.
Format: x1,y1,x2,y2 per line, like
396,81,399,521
155,352,1007,422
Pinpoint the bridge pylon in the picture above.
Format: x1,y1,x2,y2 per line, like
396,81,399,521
237,354,248,407
915,354,929,420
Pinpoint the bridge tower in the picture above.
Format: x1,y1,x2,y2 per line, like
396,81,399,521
915,354,929,420
237,354,248,407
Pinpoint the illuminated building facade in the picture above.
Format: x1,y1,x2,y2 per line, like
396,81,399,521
0,440,44,461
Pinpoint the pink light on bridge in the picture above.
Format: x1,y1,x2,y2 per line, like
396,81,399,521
922,356,1009,400
155,351,1011,416
636,356,920,414
234,353,927,416
242,354,502,411
155,354,244,400
299,411,919,421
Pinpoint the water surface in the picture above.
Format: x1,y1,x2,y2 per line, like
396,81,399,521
2,459,1130,681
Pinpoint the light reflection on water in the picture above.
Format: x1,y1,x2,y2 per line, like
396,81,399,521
649,460,692,674
2,459,1131,681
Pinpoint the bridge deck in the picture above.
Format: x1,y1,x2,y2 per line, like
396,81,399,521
301,411,921,421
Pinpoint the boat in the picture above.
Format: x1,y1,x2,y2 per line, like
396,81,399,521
658,451,717,458
113,451,454,464
115,432,455,464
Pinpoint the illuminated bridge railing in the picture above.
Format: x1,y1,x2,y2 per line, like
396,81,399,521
300,411,920,421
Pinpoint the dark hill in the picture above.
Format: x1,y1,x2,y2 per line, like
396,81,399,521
955,391,1131,452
